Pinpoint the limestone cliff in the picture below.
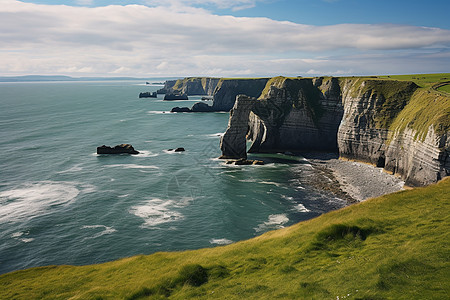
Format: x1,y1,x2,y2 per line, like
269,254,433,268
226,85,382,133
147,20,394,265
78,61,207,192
158,77,220,95
158,77,268,112
220,76,450,186
212,78,269,111
247,77,343,153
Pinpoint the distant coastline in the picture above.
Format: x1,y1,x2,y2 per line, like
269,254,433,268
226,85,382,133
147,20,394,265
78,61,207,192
0,75,179,83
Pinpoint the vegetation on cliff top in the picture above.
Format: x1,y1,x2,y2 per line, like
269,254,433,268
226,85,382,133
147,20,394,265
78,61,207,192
389,89,450,140
338,74,450,139
1,178,448,299
377,73,450,89
170,77,219,93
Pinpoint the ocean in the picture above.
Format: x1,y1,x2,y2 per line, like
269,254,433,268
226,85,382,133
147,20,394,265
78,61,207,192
0,80,346,275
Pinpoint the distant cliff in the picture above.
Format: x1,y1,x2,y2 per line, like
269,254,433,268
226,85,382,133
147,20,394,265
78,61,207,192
211,78,270,111
158,77,269,111
157,77,220,95
220,76,450,186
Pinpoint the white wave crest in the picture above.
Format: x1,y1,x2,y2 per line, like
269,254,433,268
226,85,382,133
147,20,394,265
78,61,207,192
11,231,34,242
205,132,224,138
293,203,311,213
0,181,82,223
82,225,117,239
135,150,159,158
147,111,171,114
57,164,83,174
254,214,289,233
106,164,160,170
210,238,233,245
129,198,184,227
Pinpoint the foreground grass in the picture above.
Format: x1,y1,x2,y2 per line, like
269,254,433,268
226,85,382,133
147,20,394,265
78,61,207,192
1,178,449,299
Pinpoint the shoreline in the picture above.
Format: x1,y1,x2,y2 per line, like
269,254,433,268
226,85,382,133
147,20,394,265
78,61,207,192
302,152,405,202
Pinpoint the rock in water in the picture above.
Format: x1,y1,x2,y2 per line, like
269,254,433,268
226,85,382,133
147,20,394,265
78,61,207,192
191,102,213,112
170,107,192,113
97,144,140,155
225,159,264,165
164,93,189,100
139,92,157,98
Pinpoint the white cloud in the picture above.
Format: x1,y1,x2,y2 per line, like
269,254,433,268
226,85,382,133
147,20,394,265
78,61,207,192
0,0,449,77
146,0,260,11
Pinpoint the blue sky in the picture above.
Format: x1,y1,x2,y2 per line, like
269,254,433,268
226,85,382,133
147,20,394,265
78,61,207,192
2,0,450,77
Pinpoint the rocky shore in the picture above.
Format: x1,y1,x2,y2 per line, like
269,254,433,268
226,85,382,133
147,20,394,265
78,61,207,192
303,153,405,202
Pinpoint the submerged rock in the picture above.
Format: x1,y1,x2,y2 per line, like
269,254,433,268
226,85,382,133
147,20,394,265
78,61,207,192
97,144,139,155
168,147,186,152
225,158,264,165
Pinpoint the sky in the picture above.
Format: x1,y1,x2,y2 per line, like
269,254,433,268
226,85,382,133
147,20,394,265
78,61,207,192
1,0,450,77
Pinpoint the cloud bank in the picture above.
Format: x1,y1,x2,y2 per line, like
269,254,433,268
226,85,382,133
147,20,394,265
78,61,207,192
1,0,449,76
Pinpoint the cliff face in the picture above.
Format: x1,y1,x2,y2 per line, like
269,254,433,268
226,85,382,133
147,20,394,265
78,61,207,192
337,79,419,167
220,76,450,186
247,77,343,153
157,80,177,94
158,77,220,95
212,78,269,111
219,95,256,159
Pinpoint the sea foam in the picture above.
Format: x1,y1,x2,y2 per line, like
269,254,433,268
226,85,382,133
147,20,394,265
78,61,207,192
254,214,289,233
106,164,160,170
0,181,82,223
129,198,185,228
210,238,233,245
293,203,311,213
82,225,117,239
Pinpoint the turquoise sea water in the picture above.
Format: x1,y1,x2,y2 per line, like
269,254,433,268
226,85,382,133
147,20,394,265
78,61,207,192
0,80,346,274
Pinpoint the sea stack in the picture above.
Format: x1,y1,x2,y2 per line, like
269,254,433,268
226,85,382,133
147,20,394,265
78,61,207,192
97,144,140,155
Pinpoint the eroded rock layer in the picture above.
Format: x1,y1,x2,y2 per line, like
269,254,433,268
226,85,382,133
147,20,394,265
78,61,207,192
220,76,449,186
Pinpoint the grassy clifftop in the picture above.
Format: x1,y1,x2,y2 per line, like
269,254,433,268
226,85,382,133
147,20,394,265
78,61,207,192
1,178,448,299
256,74,449,140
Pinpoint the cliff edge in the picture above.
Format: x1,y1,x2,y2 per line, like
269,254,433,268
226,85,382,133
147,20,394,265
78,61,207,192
220,76,450,186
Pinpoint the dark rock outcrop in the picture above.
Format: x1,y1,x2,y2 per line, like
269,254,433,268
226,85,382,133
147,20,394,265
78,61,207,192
97,144,139,155
139,92,157,98
158,77,269,112
191,102,214,112
219,95,256,159
170,102,214,113
225,158,264,165
167,147,186,152
164,93,189,101
170,107,191,113
157,80,177,94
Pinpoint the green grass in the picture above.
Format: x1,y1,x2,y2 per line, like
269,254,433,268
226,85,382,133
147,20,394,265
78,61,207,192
1,178,449,299
335,74,450,139
389,89,450,140
377,73,450,88
437,84,450,94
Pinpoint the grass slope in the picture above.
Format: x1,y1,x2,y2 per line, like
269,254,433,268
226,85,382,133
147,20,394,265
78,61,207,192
1,179,449,300
377,73,450,89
